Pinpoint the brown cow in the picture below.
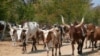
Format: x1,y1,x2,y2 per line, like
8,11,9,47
86,26,100,50
85,23,95,49
93,26,100,48
61,16,86,55
39,27,62,56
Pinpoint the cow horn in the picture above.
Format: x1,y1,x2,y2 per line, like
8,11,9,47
61,15,65,24
75,17,84,28
61,15,70,28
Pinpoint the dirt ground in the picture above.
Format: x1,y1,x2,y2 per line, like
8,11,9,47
0,41,100,56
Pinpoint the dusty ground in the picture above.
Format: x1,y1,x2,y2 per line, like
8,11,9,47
0,41,100,56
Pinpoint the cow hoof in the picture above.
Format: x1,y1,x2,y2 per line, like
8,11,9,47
55,54,57,56
92,49,94,51
71,54,74,56
31,50,33,52
78,51,82,55
94,46,97,48
52,54,54,56
85,47,87,49
89,46,91,48
59,53,61,56
22,51,25,54
72,53,74,56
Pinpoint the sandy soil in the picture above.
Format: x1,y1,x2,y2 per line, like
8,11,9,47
0,41,100,56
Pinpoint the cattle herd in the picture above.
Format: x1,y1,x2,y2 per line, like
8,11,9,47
0,16,100,56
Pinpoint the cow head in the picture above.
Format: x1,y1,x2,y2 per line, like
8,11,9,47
61,16,85,38
86,23,95,38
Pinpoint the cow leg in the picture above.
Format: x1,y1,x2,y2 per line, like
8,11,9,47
52,47,54,56
46,43,49,56
91,40,94,51
22,41,27,53
37,36,39,44
77,43,82,55
11,36,16,46
42,37,46,49
34,43,37,51
13,41,16,46
44,43,46,49
55,47,57,56
61,35,63,46
34,40,37,51
85,38,88,49
71,41,75,55
77,40,81,54
79,39,84,55
89,40,92,48
31,42,37,52
81,38,85,54
37,32,39,44
99,42,100,47
94,40,97,48
77,39,83,55
59,45,61,56
31,37,37,52
31,45,33,52
31,40,34,52
77,41,80,52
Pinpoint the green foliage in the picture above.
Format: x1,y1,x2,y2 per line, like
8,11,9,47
34,0,92,24
93,6,100,25
0,0,100,25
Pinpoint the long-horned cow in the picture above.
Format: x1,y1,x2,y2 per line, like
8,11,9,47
20,21,39,53
39,26,62,56
86,24,100,50
61,15,86,55
8,21,39,53
85,23,95,49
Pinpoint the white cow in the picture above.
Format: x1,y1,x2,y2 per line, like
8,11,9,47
19,22,39,43
9,22,39,46
8,23,18,46
20,22,39,53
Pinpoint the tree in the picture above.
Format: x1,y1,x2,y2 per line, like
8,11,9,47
34,0,92,24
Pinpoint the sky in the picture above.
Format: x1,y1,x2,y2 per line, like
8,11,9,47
92,0,100,7
23,0,100,7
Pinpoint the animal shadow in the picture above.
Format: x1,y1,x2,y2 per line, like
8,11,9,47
62,49,99,56
62,54,72,56
27,49,46,54
80,49,99,56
